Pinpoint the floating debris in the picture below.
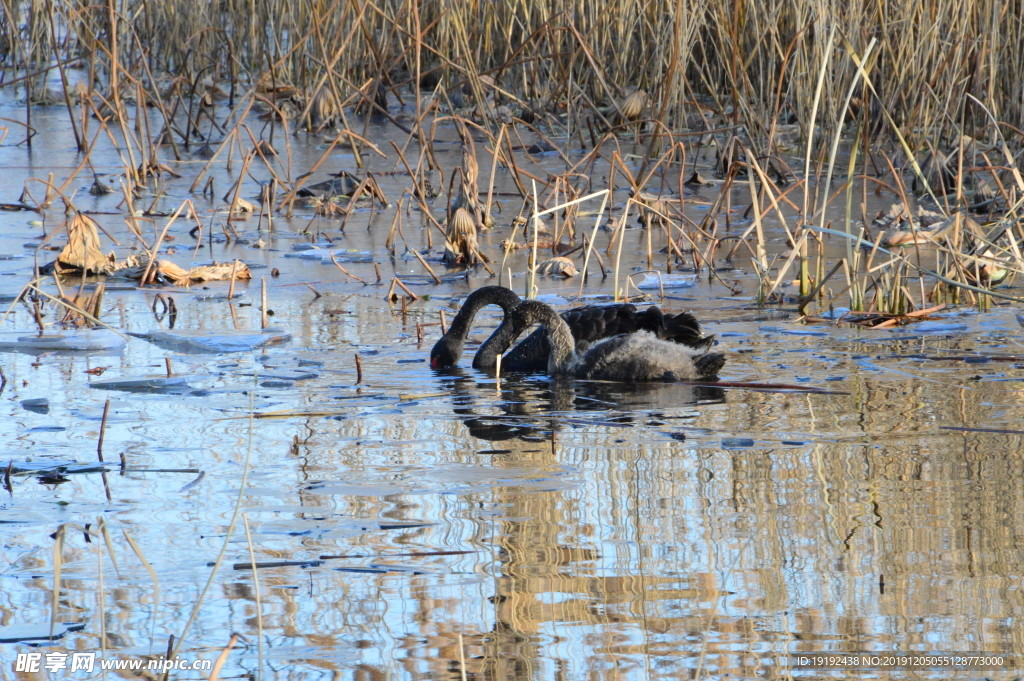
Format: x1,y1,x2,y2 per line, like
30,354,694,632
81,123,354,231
721,438,756,449
128,328,292,353
89,376,194,394
284,249,373,263
20,398,50,414
805,303,950,329
0,330,125,354
0,623,86,643
634,273,697,289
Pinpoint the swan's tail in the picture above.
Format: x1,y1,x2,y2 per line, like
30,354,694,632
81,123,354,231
692,352,726,378
639,307,716,350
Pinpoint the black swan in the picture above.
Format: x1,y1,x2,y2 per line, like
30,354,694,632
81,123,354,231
429,286,716,371
505,299,726,381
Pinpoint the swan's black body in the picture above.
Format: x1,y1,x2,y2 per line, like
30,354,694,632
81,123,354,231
508,299,726,381
429,285,716,372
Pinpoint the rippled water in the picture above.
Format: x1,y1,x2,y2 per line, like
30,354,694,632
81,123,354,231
1,94,1023,680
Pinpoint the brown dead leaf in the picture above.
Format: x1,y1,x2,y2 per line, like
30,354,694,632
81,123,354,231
84,366,108,375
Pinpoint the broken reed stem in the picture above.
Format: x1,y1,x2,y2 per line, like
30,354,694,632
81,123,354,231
331,252,367,284
412,248,442,284
208,633,240,681
439,309,447,334
227,260,239,299
612,201,632,301
354,353,363,383
261,277,268,328
459,633,468,681
97,398,110,462
165,357,172,376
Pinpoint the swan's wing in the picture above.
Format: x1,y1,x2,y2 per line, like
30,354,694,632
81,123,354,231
560,304,641,343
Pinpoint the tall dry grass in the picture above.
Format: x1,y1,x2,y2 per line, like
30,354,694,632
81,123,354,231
2,0,1023,140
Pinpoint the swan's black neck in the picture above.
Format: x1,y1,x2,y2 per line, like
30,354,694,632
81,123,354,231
506,299,576,373
430,286,522,368
473,318,523,369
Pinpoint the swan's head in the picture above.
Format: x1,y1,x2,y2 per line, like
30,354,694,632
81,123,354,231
429,287,523,369
429,335,461,369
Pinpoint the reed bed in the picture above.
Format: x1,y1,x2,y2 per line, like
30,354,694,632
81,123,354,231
3,0,1024,137
2,0,1024,317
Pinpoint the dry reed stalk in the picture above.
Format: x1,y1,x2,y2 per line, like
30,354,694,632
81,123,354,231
97,399,110,461
412,248,442,284
330,253,368,285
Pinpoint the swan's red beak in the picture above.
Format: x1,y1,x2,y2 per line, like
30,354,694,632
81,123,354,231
430,356,441,369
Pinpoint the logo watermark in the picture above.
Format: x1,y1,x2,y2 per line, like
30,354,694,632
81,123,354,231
15,652,212,674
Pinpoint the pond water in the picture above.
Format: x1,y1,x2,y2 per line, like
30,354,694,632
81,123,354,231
1,93,1023,680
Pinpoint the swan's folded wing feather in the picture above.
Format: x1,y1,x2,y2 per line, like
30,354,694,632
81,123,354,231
572,331,725,381
559,304,640,342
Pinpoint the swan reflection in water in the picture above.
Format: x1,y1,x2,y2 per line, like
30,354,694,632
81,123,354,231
435,369,725,443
